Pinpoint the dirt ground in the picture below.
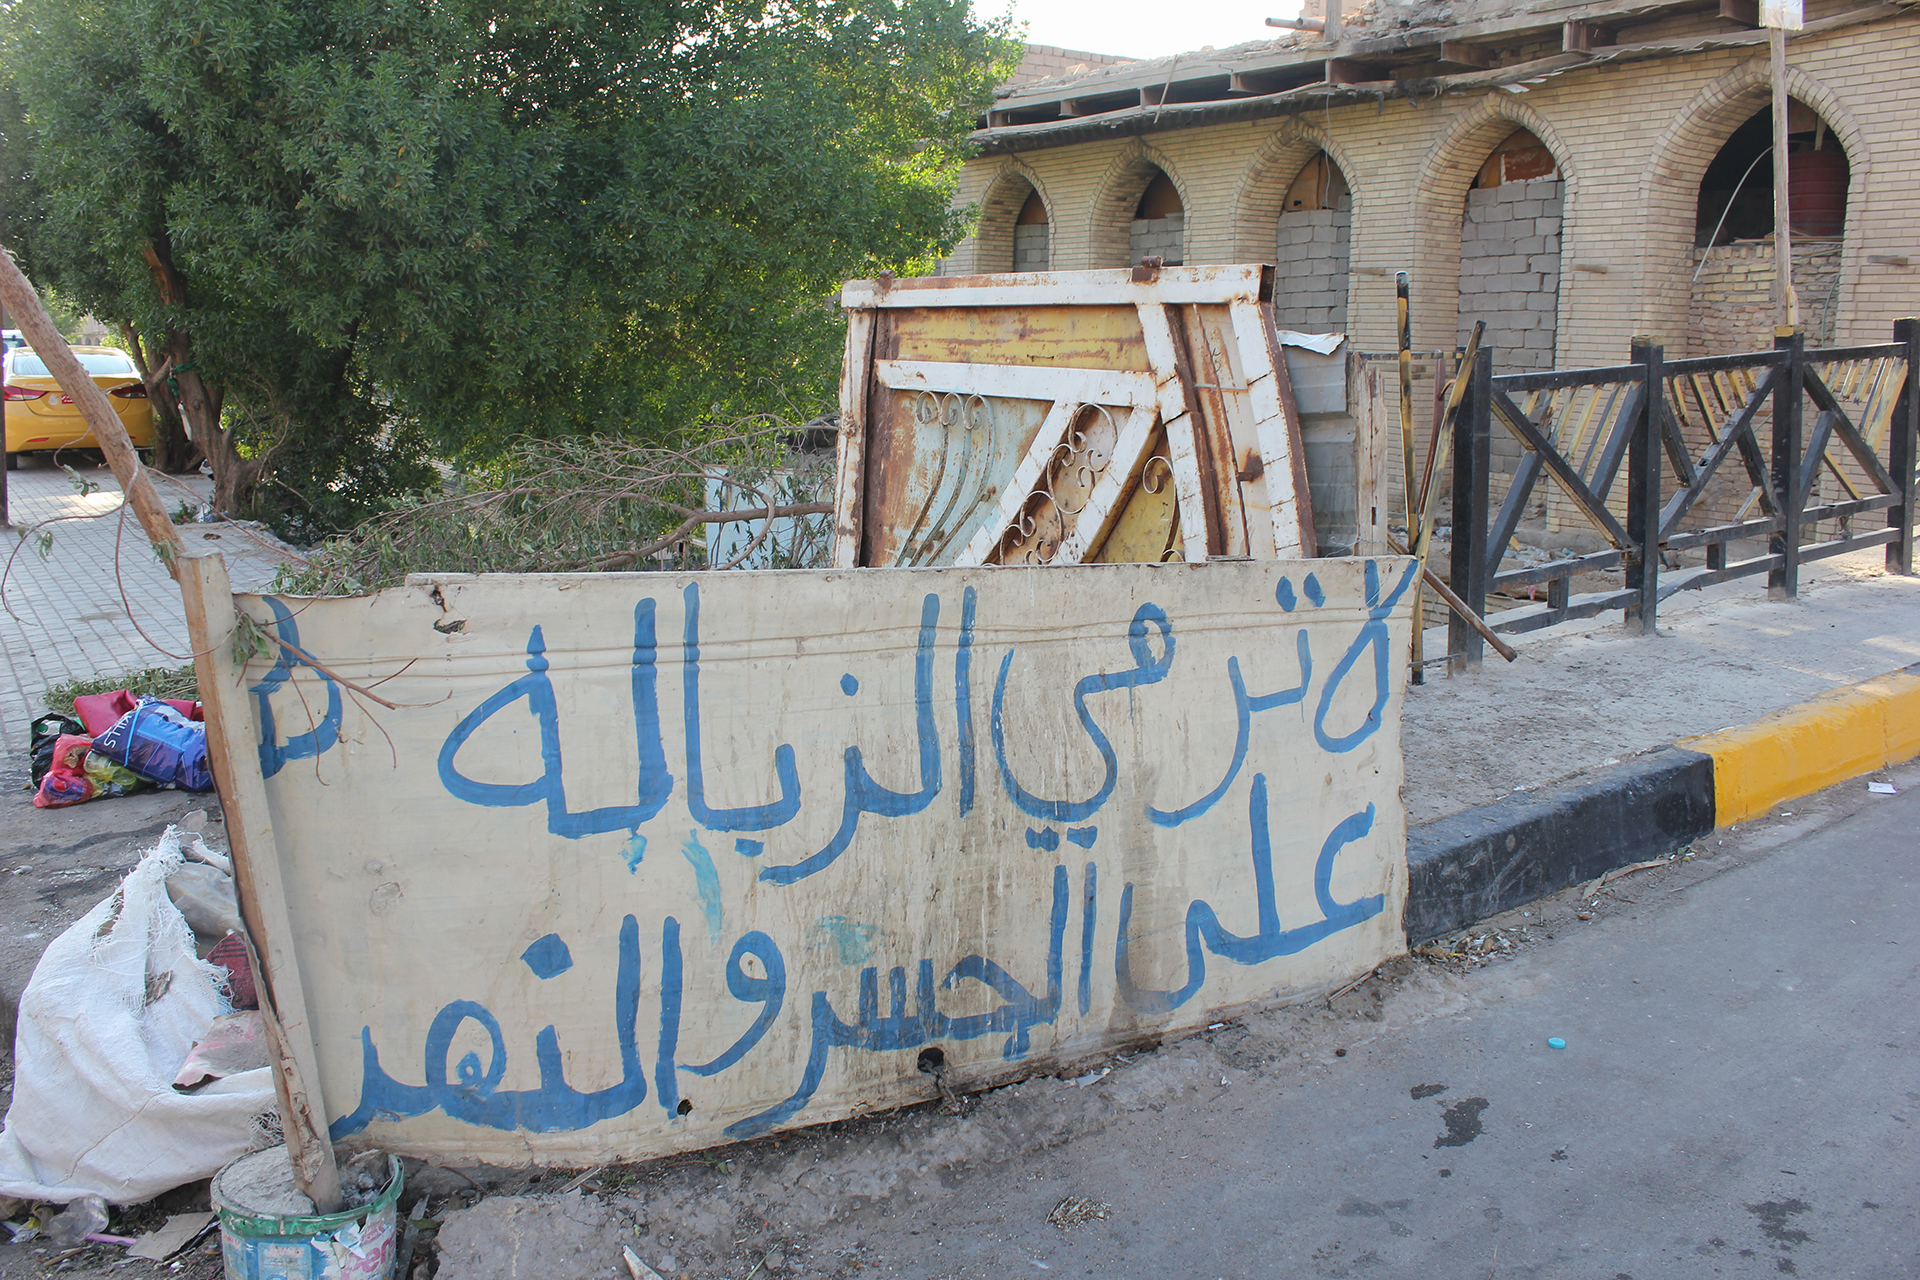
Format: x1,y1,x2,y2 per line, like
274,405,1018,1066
1400,545,1920,823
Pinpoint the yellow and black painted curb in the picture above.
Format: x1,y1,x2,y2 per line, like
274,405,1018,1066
1405,661,1920,942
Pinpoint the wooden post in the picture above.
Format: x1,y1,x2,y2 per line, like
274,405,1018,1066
176,546,344,1212
1353,355,1389,557
0,244,182,565
1890,317,1919,575
1396,273,1421,683
1626,338,1664,634
1769,325,1804,597
831,308,878,569
1769,28,1799,329
1447,350,1493,672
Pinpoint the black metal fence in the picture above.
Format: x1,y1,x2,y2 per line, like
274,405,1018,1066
1447,319,1919,671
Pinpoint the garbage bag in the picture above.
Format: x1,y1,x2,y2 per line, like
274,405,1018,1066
0,828,277,1203
28,714,83,786
31,736,95,809
82,751,146,800
72,690,201,739
92,698,214,792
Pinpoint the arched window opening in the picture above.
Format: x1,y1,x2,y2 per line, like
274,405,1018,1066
1690,98,1848,350
1457,128,1563,375
1696,99,1848,247
1130,172,1185,266
1275,151,1351,331
1014,190,1050,272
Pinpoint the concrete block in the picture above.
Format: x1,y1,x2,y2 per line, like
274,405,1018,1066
1536,217,1562,238
1526,291,1558,312
1510,199,1543,219
1515,235,1546,255
1468,186,1498,208
1523,328,1555,348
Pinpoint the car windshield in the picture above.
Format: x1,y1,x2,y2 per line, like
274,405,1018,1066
11,351,137,377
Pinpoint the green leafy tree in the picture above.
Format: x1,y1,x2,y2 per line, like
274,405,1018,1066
0,0,1015,534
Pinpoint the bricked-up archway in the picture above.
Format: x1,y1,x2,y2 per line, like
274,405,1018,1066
1131,173,1185,266
1638,58,1867,349
1270,151,1353,331
1410,97,1578,359
1087,147,1191,270
970,164,1053,275
1689,98,1850,350
1456,127,1563,375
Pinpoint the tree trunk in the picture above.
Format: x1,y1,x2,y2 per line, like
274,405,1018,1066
119,321,199,473
136,236,256,512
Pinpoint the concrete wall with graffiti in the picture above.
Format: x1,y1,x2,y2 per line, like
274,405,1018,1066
240,558,1416,1162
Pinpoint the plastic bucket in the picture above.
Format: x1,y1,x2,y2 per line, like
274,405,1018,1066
213,1151,404,1280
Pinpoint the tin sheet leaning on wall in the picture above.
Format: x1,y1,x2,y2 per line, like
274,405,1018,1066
218,558,1414,1164
833,266,1318,569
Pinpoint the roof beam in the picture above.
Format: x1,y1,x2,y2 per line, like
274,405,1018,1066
1564,20,1617,53
1325,57,1390,85
1438,40,1496,68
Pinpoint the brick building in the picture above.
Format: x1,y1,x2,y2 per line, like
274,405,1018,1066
946,0,1919,367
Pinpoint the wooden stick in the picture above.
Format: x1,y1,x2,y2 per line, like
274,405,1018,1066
1769,27,1798,329
0,244,184,570
1385,531,1518,663
177,548,344,1212
1396,273,1422,680
1412,324,1485,598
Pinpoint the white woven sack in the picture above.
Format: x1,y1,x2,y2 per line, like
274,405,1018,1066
0,828,276,1202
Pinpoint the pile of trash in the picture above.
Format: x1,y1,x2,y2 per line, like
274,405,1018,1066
0,825,276,1205
27,688,213,808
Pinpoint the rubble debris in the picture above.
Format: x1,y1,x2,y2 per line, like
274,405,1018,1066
1046,1195,1110,1229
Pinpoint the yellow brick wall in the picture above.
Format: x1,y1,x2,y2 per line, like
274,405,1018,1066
949,13,1920,366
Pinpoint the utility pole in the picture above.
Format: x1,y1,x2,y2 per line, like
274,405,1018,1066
1764,0,1803,328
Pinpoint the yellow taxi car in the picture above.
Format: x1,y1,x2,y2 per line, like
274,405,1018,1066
3,345,154,469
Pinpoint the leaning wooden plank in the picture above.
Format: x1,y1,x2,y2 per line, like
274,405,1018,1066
954,398,1076,567
872,360,1157,408
177,547,344,1212
1200,312,1276,561
1226,300,1312,557
1136,303,1213,561
842,264,1271,311
1179,306,1251,558
831,309,878,568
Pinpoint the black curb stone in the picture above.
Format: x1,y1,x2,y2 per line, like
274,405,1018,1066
1403,745,1717,943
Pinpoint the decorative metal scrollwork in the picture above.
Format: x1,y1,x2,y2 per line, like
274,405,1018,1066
895,390,1001,567
997,403,1120,565
1138,444,1184,562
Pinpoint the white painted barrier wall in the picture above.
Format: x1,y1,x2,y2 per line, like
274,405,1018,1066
240,559,1416,1162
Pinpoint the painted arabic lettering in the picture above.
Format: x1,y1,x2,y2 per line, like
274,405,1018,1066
261,563,1413,1145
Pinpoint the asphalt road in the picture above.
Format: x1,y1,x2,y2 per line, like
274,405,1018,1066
814,773,1920,1280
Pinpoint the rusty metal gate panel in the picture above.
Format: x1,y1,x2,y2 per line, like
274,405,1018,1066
832,266,1316,568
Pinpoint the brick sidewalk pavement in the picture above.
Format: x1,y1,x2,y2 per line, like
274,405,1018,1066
1,457,294,754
